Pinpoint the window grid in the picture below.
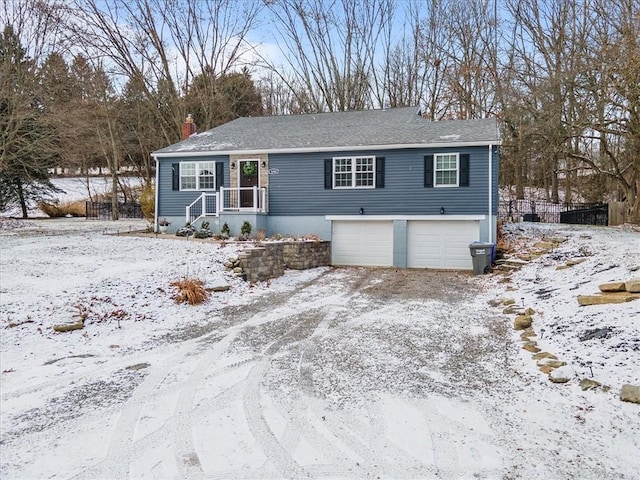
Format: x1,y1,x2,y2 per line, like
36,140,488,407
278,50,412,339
334,156,375,188
434,153,458,187
180,161,217,190
199,162,215,189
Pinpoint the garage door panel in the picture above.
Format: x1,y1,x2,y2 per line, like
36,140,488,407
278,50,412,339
332,221,393,267
408,221,479,269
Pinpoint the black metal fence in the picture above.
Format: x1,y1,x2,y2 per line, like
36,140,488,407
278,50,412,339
499,199,608,225
86,201,143,220
560,204,608,226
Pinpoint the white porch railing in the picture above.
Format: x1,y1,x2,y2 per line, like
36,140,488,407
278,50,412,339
219,186,267,212
186,193,218,225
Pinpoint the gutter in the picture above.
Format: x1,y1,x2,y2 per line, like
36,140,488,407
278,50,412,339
488,144,493,244
154,156,159,231
151,140,502,158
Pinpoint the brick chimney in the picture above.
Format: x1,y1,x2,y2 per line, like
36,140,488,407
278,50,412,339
181,114,196,140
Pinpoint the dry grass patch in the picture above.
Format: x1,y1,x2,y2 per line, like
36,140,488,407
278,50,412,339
171,277,210,305
39,201,86,217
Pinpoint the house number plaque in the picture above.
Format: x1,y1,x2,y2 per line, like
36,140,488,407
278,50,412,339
268,168,280,175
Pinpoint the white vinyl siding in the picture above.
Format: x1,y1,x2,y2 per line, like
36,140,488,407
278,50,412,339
434,153,459,187
334,156,375,189
180,161,216,191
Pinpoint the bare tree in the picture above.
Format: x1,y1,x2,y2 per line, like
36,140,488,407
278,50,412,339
572,0,640,217
262,0,394,112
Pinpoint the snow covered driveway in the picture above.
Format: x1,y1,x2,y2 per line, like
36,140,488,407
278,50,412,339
1,218,639,479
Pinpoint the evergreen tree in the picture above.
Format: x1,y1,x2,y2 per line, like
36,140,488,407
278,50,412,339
0,25,59,218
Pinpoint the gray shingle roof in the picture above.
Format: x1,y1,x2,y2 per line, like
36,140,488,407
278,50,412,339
153,106,500,156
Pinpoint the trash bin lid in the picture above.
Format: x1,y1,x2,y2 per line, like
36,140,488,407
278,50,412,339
469,242,494,248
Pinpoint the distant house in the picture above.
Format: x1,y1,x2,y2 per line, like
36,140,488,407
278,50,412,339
151,107,500,269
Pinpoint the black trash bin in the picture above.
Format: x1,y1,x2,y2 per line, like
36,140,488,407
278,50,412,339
469,242,494,275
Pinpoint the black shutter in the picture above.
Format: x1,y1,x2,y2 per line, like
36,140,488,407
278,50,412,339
324,159,333,189
215,162,224,189
375,157,385,188
424,155,434,188
172,163,180,190
459,154,470,186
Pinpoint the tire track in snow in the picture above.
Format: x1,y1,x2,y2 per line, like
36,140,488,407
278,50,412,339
68,340,200,479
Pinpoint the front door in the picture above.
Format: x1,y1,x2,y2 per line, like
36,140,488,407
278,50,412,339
239,160,259,208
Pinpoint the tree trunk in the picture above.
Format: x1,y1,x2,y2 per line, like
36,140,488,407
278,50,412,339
551,154,559,204
16,180,28,219
111,169,118,221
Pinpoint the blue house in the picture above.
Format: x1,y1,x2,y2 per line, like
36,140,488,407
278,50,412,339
152,107,500,269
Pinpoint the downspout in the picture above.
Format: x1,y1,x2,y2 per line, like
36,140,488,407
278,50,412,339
488,144,493,244
154,155,159,231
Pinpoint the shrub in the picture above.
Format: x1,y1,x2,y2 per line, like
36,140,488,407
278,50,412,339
241,221,252,237
194,221,213,239
140,184,155,221
170,277,209,305
255,229,266,241
221,222,230,237
176,224,195,237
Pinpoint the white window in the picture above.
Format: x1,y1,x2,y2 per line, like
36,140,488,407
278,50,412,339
434,153,458,187
180,161,216,190
333,156,375,189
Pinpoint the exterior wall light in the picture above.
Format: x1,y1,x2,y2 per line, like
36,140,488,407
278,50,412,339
359,207,364,215
440,206,445,214
231,162,236,169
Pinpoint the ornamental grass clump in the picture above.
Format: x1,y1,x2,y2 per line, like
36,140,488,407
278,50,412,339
171,277,209,305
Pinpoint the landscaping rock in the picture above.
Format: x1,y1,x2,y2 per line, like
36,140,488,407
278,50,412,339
556,260,586,270
233,267,244,274
523,342,541,353
534,241,555,250
547,236,568,244
577,293,640,306
205,276,231,292
579,378,602,391
625,278,640,293
514,315,532,330
536,358,566,369
502,298,516,306
620,385,640,404
532,352,557,361
598,282,626,292
549,365,574,383
523,307,535,316
126,362,150,371
503,306,518,315
567,258,587,266
520,328,536,340
579,327,613,342
52,321,84,332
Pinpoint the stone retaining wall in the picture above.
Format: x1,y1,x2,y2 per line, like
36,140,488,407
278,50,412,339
239,241,331,282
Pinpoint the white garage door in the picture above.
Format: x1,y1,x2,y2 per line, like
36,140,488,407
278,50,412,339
407,220,479,269
332,221,393,267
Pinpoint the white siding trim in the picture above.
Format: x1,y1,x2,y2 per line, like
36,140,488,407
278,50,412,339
326,215,486,221
152,140,502,158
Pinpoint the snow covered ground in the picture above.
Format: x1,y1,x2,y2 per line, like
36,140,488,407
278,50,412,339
1,218,639,479
1,176,143,218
